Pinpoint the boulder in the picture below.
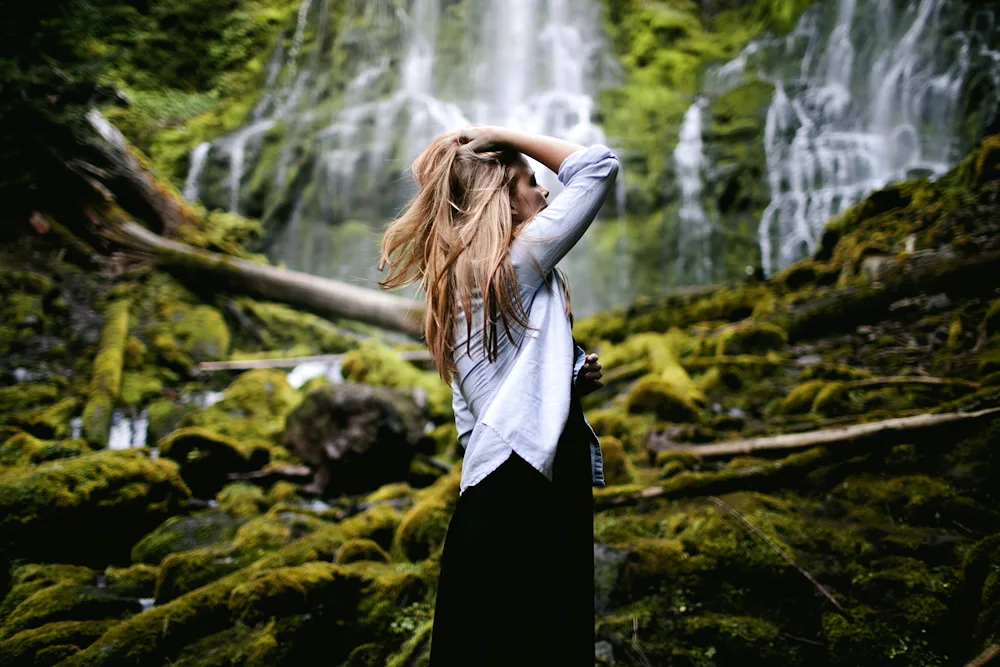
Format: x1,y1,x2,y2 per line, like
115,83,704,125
0,449,190,565
283,383,434,497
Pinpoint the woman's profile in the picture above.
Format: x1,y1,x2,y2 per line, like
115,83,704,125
378,126,619,666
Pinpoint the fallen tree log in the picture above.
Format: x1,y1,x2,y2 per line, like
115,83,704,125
98,218,423,336
671,407,1000,460
198,349,432,372
597,408,1000,510
78,110,424,337
85,109,200,236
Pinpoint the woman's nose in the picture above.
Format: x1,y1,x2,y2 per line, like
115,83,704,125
541,187,550,198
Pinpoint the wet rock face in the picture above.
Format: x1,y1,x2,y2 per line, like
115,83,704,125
283,383,434,497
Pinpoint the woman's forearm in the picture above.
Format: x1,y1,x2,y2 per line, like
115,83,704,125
499,129,585,175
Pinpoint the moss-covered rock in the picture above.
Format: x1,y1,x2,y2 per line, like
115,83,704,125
812,381,849,417
159,427,272,498
715,322,788,356
599,436,636,486
119,371,163,407
158,303,231,363
283,382,432,497
180,368,302,442
131,508,244,566
104,563,158,599
586,406,655,453
0,449,190,564
392,465,461,562
626,374,701,423
0,579,140,641
216,482,271,519
0,564,97,624
341,341,452,422
777,379,827,414
0,432,91,472
336,538,392,565
0,619,119,667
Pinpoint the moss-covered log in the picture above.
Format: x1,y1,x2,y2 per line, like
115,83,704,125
98,218,423,337
675,407,1000,460
81,299,130,447
84,110,202,236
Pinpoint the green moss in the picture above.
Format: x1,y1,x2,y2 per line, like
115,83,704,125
104,564,158,599
586,406,654,453
0,432,91,471
231,298,357,355
983,299,1000,340
131,508,243,565
430,422,459,457
0,383,61,413
392,465,461,562
777,379,827,415
180,369,302,442
715,322,788,356
600,436,637,486
0,580,140,640
266,480,303,505
146,398,183,442
119,371,163,407
158,427,272,498
160,303,231,363
812,381,849,417
253,503,403,571
0,619,119,667
0,564,97,623
0,449,190,563
832,474,977,527
341,341,452,423
366,482,416,504
216,482,270,518
626,374,701,423
11,398,79,439
336,538,392,565
81,299,130,446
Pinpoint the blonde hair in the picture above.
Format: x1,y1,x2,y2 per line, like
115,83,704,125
378,130,571,381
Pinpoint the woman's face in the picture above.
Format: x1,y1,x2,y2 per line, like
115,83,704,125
510,157,549,226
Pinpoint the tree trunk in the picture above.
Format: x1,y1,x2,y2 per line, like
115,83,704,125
105,218,424,337
79,109,423,337
658,407,1000,460
85,109,198,236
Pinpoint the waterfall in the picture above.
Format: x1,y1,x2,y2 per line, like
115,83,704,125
673,99,714,284
706,0,1000,275
182,142,211,203
182,0,623,314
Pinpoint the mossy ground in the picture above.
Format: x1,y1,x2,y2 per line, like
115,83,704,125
2,2,1000,659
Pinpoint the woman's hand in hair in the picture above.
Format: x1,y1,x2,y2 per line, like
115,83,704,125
576,353,603,396
458,126,511,154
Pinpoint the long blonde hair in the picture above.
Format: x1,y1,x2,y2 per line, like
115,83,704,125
378,130,570,381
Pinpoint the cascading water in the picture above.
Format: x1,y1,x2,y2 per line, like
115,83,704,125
706,0,1000,275
183,0,624,314
673,98,715,284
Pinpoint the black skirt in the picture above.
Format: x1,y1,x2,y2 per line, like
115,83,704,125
429,388,595,667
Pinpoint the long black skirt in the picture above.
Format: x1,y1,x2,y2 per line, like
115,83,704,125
429,388,595,667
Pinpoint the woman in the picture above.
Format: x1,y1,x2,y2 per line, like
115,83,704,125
378,125,619,666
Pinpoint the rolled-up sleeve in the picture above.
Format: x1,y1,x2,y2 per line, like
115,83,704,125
510,144,619,291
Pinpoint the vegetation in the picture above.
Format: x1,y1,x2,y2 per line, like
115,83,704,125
1,0,1000,664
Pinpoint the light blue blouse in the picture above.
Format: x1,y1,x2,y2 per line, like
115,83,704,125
449,144,620,496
